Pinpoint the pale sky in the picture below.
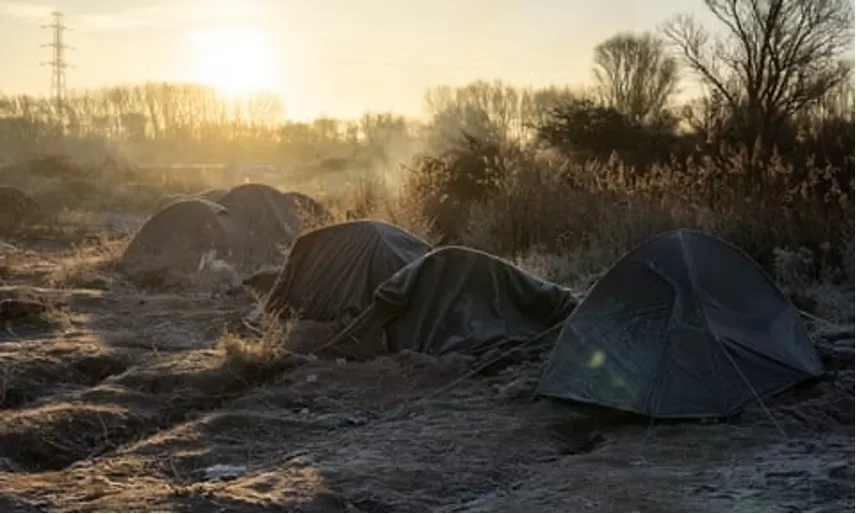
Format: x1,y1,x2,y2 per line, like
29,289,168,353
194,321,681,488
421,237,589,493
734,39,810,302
0,0,713,120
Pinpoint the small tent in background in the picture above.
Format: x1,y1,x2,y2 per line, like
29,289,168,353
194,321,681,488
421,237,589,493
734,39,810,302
217,184,330,271
0,185,41,235
152,188,228,213
263,220,432,322
281,191,334,231
120,198,236,276
536,229,825,419
153,194,190,213
326,246,579,359
197,188,228,204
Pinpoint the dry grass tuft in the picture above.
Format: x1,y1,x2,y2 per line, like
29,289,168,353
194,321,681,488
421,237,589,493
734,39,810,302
0,286,76,333
48,233,126,290
773,245,855,325
216,309,310,385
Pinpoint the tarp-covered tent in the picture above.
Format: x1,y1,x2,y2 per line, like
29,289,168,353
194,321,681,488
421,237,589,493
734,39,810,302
536,229,825,419
120,198,236,275
218,184,322,270
325,246,579,359
263,220,431,321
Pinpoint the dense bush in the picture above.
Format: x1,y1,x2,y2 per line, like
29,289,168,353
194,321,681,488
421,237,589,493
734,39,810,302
399,127,853,277
533,98,685,170
403,133,513,242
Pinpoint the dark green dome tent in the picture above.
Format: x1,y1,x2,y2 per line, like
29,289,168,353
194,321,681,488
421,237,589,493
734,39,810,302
120,198,236,275
218,184,331,271
536,229,824,419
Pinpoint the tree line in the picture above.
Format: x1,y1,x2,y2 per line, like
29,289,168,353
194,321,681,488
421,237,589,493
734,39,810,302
0,0,851,177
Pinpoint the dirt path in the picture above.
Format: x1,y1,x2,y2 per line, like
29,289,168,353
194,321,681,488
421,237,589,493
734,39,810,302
0,240,852,512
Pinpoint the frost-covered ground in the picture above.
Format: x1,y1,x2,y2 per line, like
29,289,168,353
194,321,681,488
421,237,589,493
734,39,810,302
0,219,852,512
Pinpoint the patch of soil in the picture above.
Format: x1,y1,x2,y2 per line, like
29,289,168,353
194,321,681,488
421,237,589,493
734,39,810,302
0,340,133,409
0,402,152,471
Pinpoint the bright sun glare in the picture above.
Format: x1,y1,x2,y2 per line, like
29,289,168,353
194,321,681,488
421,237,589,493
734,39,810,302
190,27,278,98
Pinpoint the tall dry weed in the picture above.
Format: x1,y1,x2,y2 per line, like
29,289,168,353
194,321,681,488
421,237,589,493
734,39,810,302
395,138,852,280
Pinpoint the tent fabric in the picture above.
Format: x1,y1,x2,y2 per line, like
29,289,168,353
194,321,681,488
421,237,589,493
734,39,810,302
120,198,236,275
263,220,432,321
218,184,330,271
536,229,825,419
325,246,579,358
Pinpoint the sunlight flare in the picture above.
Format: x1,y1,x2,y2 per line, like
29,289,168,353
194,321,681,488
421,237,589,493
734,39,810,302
189,26,279,98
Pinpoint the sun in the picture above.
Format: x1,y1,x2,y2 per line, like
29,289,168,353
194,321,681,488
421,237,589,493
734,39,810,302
189,27,279,98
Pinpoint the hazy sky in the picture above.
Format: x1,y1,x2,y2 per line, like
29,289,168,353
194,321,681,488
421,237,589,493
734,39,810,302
0,0,714,120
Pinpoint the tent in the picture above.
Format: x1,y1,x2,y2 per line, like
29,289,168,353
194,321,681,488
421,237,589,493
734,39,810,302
218,184,329,270
263,220,431,321
120,198,236,275
536,229,825,419
152,189,227,213
0,185,41,235
197,188,228,203
325,246,579,359
281,191,334,230
153,194,190,212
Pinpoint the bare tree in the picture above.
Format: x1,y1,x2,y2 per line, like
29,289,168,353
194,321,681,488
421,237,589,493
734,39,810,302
592,31,680,123
423,80,535,144
662,0,854,146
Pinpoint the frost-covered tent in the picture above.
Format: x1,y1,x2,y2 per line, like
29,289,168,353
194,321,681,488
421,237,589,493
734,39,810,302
325,246,579,359
120,198,236,275
536,229,825,419
263,220,432,321
218,184,329,270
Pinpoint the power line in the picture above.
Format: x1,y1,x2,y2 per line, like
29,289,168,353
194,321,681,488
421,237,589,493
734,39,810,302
41,11,73,122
